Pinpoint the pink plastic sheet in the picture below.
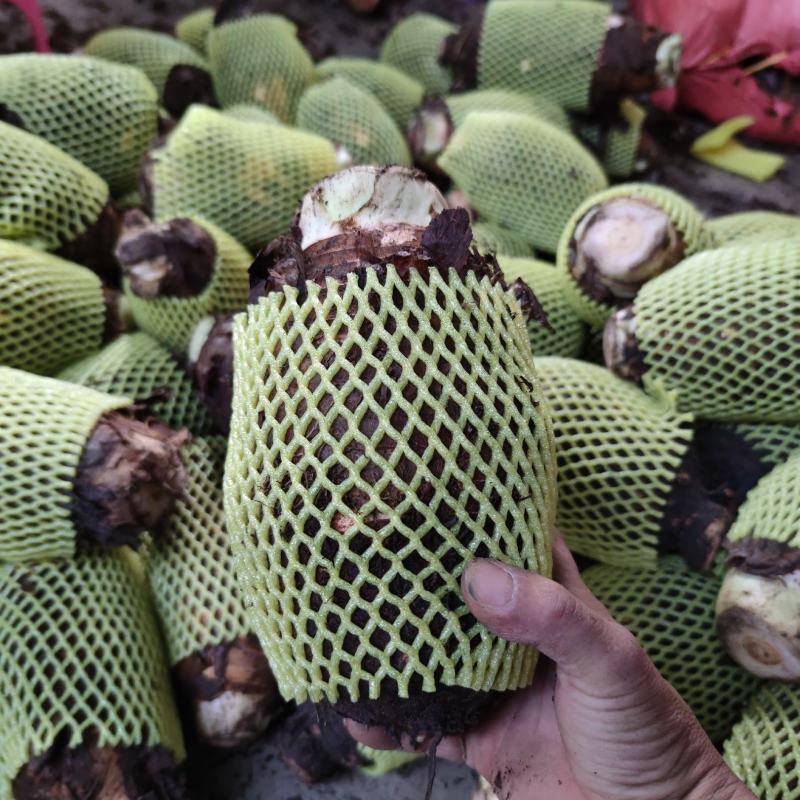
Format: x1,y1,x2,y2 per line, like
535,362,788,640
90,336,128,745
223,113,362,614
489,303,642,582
2,0,50,52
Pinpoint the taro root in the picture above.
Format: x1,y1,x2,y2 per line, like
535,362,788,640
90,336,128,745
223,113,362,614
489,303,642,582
557,183,714,328
148,438,281,748
584,556,759,742
187,314,235,435
442,0,682,113
438,111,607,253
0,367,188,562
0,54,158,196
175,7,215,55
115,211,251,353
603,240,800,422
0,550,187,799
716,451,800,680
0,120,120,283
707,210,800,247
225,166,556,743
0,241,129,377
223,104,281,125
471,222,533,259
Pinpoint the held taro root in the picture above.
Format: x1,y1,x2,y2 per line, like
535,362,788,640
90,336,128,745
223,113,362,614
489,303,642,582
0,54,158,196
438,111,608,253
604,240,800,422
716,452,800,680
583,556,759,743
225,166,556,741
0,550,187,799
187,314,235,435
0,368,188,561
557,183,713,327
707,210,800,246
115,212,251,353
175,8,215,54
0,241,127,376
58,332,213,435
148,438,281,748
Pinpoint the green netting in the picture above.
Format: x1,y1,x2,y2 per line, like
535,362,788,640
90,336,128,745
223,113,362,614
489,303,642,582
0,54,158,196
0,368,129,563
576,99,647,179
84,27,209,96
379,13,456,96
634,239,800,422
558,182,716,328
0,240,106,376
58,332,211,435
224,103,281,125
0,549,185,796
122,218,251,353
438,111,607,253
296,77,411,168
471,222,534,258
478,0,609,112
224,267,556,704
207,15,314,123
0,120,108,253
175,7,214,54
150,105,337,251
149,437,250,665
707,211,800,246
316,57,424,131
726,451,800,550
724,681,800,799
732,424,800,469
446,89,569,132
583,556,759,743
358,745,420,776
536,357,692,566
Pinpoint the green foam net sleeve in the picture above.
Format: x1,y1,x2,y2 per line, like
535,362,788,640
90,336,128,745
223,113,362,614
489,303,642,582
0,241,106,376
477,0,609,112
576,99,647,179
224,104,281,125
731,424,800,469
122,218,251,353
471,222,534,259
438,111,607,254
557,182,714,328
150,105,338,252
446,89,569,132
175,7,214,54
0,120,108,253
707,211,800,246
0,368,130,563
315,57,424,131
0,549,185,794
379,13,456,96
0,54,158,197
536,357,692,566
296,77,411,168
724,681,800,799
207,15,314,123
58,332,211,435
148,437,250,665
358,746,420,776
583,556,759,742
499,257,587,358
84,27,208,96
224,268,556,705
634,240,800,422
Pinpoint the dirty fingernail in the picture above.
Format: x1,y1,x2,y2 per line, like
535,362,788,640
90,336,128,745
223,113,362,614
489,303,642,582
464,560,515,609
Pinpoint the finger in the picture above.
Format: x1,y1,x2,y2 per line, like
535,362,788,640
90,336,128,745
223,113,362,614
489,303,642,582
551,532,611,616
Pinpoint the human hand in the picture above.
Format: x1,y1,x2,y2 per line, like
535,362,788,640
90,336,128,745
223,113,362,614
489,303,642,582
348,535,756,800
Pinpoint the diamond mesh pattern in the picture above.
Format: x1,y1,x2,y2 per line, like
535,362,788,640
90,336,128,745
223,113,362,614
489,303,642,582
634,240,800,422
0,549,185,796
0,120,108,253
208,15,314,123
149,437,250,665
0,241,106,376
439,111,607,253
732,424,800,469
296,77,411,168
0,54,158,196
708,211,800,246
122,218,251,354
500,257,587,358
478,0,609,112
471,222,533,259
224,103,281,125
224,268,556,704
725,681,800,799
175,7,214,54
558,182,714,328
380,13,456,96
58,332,211,435
84,27,208,96
536,357,692,566
446,89,569,132
576,100,647,179
583,556,760,742
0,368,129,563
150,105,337,251
316,58,424,131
